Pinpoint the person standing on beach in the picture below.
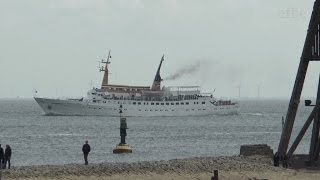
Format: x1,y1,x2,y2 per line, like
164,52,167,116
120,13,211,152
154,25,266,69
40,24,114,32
82,140,91,165
0,144,4,169
4,145,12,169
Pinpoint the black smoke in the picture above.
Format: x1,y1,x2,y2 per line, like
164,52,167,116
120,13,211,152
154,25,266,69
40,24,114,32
164,61,201,81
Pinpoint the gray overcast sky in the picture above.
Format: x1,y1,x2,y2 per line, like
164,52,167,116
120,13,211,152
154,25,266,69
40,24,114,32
1,0,319,99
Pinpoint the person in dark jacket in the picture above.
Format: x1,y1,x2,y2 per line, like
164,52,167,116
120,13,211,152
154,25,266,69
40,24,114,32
82,140,91,165
4,145,12,169
0,144,4,169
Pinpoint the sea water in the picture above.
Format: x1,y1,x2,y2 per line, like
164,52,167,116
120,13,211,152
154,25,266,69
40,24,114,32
0,99,314,166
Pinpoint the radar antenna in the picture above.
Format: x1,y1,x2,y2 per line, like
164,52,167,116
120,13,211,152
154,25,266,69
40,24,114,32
101,50,111,65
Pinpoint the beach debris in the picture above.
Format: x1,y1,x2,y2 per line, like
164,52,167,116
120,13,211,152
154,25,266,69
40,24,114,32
240,144,273,158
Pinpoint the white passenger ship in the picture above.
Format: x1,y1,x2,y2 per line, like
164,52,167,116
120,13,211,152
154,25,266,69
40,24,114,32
35,52,239,116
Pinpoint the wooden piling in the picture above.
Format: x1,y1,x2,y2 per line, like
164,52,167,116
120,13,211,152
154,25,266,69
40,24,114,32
211,170,218,180
0,161,2,180
277,0,320,165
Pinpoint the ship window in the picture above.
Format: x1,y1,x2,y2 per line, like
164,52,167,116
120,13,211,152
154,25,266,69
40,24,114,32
198,109,201,111
93,100,96,103
181,102,184,105
203,109,206,110
202,102,205,104
166,103,169,105
176,102,179,105
103,101,106,103
156,103,159,105
194,102,196,104
171,103,174,105
160,110,163,111
165,110,168,111
133,102,136,105
186,109,189,111
186,102,189,105
161,103,164,105
138,102,141,105
172,109,174,111
139,109,141,111
155,109,158,111
151,103,154,105
197,102,199,104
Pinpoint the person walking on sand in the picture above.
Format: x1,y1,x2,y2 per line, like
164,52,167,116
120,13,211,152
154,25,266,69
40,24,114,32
0,144,4,169
82,140,91,165
4,145,11,169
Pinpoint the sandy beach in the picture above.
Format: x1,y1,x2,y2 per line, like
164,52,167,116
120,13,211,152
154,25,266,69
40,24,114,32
2,155,320,180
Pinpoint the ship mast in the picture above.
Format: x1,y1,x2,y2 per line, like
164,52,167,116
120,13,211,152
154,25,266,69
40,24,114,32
100,50,111,88
151,55,164,91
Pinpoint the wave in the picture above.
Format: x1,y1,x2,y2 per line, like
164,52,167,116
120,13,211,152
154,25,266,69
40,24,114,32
48,133,83,137
241,112,264,116
212,131,280,135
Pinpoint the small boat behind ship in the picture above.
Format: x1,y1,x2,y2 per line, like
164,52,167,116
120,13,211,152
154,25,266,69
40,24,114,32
35,52,238,116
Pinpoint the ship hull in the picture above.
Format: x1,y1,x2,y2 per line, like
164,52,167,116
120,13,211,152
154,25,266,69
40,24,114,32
35,97,239,117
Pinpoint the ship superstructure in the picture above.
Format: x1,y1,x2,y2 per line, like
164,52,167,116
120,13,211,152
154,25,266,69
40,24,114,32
35,52,238,116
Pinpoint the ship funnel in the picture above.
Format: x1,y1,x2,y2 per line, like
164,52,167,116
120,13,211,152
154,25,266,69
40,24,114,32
151,55,164,91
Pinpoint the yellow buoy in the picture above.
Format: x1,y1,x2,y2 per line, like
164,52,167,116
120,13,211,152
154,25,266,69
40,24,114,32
113,143,132,154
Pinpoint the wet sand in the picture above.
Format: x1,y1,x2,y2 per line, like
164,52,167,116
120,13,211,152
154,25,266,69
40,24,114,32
2,156,320,180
